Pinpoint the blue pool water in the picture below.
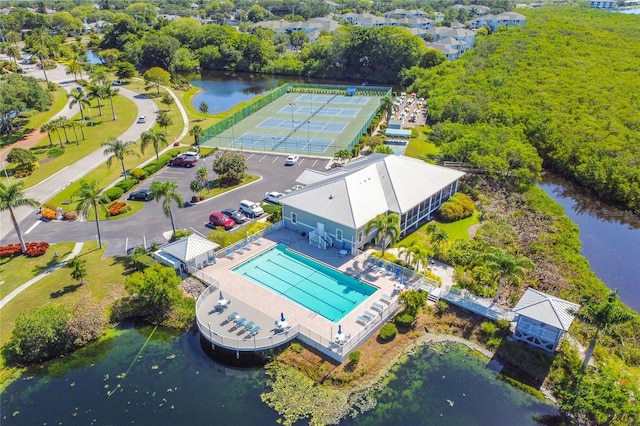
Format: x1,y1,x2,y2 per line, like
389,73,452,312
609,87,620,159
384,140,407,155
232,244,376,322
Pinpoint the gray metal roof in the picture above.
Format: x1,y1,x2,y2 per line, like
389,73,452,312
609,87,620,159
512,288,581,331
160,234,220,263
282,154,465,229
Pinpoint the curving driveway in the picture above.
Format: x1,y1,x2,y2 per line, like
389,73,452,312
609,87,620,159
1,65,161,242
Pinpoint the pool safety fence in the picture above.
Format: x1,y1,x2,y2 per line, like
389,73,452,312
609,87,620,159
196,282,402,361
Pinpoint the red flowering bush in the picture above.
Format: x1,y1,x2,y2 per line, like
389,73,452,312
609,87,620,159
0,244,22,258
25,242,49,257
108,201,130,217
41,208,56,220
0,242,49,258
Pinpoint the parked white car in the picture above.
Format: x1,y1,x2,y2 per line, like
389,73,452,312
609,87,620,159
239,200,264,218
264,191,285,204
285,155,299,165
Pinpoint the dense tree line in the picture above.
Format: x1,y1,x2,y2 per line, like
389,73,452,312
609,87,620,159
404,7,640,210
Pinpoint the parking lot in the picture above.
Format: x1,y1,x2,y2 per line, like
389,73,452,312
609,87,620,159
107,152,332,255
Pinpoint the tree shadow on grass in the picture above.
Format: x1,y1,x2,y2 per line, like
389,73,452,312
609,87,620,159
31,251,72,275
50,283,83,298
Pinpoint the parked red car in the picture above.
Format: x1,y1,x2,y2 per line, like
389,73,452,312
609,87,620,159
169,152,198,167
208,212,235,230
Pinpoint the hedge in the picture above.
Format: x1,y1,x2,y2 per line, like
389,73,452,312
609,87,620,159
115,178,137,192
103,187,124,201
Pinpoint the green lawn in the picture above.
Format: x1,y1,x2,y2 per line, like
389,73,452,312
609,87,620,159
0,242,75,299
22,95,137,188
0,241,126,348
404,125,439,161
396,211,480,248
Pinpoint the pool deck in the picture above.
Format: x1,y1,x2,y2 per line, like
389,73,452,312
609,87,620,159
195,228,404,361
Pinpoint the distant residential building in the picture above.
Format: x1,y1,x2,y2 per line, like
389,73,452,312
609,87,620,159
425,26,476,52
384,8,427,19
251,17,341,43
589,0,618,8
340,12,433,30
452,4,491,16
467,11,526,31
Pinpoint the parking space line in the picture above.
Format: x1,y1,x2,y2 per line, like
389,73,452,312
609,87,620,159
311,159,318,168
259,154,267,162
271,156,279,163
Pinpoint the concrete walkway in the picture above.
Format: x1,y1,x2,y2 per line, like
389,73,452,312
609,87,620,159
0,241,84,309
1,67,190,243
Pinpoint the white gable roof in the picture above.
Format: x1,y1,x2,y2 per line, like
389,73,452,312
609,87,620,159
512,288,581,331
160,234,220,263
283,154,465,229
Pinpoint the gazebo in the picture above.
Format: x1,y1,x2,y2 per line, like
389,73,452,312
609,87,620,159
152,234,220,274
511,288,580,352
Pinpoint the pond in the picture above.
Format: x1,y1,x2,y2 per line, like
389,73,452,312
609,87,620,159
0,326,558,425
539,174,640,312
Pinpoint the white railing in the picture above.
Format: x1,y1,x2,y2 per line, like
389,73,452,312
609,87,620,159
214,220,283,259
195,283,402,359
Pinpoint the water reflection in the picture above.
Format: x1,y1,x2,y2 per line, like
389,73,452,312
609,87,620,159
542,174,640,229
539,173,640,312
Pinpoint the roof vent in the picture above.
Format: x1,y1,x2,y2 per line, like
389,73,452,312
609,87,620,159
329,194,334,199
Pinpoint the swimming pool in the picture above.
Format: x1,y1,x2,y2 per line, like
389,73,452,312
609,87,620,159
232,244,376,322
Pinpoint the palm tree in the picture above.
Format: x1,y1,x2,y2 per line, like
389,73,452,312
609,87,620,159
66,58,84,82
102,84,119,120
140,129,168,161
102,138,139,178
399,240,433,275
364,213,401,256
40,121,55,148
425,222,449,257
68,89,91,122
87,83,104,116
482,247,534,303
57,117,71,144
7,45,21,67
0,182,40,254
51,117,65,147
380,95,393,122
26,29,53,84
149,180,184,239
189,125,204,147
571,290,634,369
74,179,104,249
195,166,209,191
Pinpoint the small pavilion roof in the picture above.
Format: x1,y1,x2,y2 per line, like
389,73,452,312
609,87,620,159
159,234,220,263
512,288,580,331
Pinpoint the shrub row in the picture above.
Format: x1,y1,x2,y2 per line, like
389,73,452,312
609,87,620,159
0,242,49,258
115,178,137,193
103,187,124,202
142,151,177,176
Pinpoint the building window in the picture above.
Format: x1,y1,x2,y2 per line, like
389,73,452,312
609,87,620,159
336,229,343,241
291,212,297,224
358,231,363,242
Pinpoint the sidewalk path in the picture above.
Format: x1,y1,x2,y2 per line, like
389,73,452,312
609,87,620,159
0,241,84,309
1,68,161,242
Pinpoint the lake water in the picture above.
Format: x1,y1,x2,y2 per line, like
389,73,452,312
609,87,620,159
539,174,640,312
190,72,288,114
0,326,557,425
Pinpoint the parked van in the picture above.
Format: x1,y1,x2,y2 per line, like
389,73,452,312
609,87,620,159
239,200,264,218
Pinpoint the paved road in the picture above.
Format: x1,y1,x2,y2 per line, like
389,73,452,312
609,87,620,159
0,65,160,242
9,153,331,256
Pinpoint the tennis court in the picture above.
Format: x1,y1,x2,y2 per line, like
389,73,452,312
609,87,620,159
231,132,333,154
200,85,389,157
258,118,347,133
